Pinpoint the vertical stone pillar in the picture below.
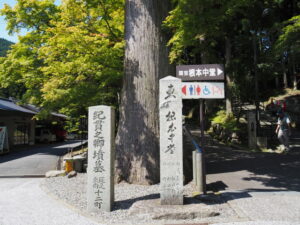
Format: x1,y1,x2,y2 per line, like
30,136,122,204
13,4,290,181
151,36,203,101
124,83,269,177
87,106,115,212
159,76,183,205
247,111,257,149
29,119,35,145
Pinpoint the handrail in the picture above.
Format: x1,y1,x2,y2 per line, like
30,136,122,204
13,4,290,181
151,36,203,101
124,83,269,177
183,125,202,153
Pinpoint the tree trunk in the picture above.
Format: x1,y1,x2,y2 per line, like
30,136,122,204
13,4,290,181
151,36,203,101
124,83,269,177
225,37,233,116
292,71,297,90
283,63,288,89
253,34,259,128
275,77,279,88
292,53,298,90
291,2,298,90
115,0,173,184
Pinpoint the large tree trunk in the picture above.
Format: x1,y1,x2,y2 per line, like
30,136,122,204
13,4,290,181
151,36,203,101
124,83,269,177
115,0,173,184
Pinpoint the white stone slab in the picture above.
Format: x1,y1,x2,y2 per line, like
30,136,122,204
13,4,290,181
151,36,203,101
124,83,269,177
87,105,115,212
159,76,183,205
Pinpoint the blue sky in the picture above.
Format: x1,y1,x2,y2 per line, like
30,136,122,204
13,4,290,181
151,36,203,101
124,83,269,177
0,0,60,43
0,0,19,42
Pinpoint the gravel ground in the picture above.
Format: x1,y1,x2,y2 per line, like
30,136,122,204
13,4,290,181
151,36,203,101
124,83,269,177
214,222,300,225
41,173,241,225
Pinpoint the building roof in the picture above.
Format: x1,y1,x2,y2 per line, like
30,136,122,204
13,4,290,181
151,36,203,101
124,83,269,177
23,104,68,119
0,98,67,119
0,98,37,115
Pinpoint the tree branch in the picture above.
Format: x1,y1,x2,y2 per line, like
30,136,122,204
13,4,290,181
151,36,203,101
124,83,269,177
98,0,118,40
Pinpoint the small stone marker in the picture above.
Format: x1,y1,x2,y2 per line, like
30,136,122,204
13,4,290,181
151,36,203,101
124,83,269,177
159,76,183,205
87,105,115,212
247,111,257,149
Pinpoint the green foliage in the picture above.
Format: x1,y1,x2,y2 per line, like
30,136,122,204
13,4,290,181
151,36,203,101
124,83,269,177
211,110,239,131
0,0,125,119
0,38,14,57
1,0,59,35
65,117,80,133
164,0,259,64
164,0,260,104
164,0,300,105
1,0,299,122
275,15,300,56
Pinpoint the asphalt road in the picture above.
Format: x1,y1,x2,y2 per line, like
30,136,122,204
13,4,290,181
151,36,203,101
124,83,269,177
205,132,300,193
0,141,84,177
182,127,300,193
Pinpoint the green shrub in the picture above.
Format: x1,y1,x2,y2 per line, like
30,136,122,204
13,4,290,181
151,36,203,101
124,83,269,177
211,110,240,131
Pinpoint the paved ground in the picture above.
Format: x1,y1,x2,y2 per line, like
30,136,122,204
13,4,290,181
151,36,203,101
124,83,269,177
0,141,83,177
220,191,300,223
0,132,299,225
204,130,300,192
182,127,300,193
0,178,299,225
0,178,100,225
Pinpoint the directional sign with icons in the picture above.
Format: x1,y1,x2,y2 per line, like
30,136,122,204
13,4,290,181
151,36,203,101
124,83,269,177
181,82,225,99
176,64,224,81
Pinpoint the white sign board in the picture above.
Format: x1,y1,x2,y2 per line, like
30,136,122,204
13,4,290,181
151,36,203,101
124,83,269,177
181,82,225,99
0,127,9,153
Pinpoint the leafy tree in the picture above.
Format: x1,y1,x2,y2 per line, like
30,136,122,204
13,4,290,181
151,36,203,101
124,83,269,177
0,0,124,118
37,0,124,117
0,0,60,106
0,38,21,98
163,0,258,114
275,15,300,89
0,38,14,57
164,0,299,109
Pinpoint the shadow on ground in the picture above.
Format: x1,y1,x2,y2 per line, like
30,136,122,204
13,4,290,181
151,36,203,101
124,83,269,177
0,141,82,164
114,193,160,210
204,136,300,192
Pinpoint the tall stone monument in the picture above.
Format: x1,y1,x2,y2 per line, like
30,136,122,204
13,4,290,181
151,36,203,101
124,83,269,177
87,106,115,212
159,76,183,205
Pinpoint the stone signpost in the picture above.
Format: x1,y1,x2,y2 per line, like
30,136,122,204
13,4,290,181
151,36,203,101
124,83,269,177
247,111,257,149
159,76,183,205
87,105,115,212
